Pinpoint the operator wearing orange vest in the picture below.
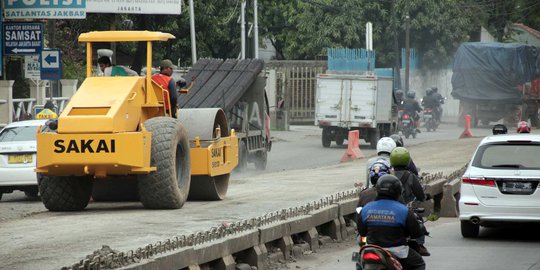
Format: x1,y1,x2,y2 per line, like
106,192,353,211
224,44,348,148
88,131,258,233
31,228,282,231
152,59,178,118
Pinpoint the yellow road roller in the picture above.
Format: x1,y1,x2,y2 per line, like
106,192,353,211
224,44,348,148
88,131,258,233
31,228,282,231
35,31,238,211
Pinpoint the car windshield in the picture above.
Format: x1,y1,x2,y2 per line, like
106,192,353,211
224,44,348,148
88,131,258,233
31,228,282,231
473,143,540,169
0,126,39,142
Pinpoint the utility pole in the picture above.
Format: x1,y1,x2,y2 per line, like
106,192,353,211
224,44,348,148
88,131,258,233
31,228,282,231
254,0,259,59
405,15,410,93
47,20,56,100
392,0,401,90
240,0,246,59
189,0,197,64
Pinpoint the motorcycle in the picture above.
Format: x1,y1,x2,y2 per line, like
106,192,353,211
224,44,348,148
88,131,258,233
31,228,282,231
423,108,438,132
400,112,417,139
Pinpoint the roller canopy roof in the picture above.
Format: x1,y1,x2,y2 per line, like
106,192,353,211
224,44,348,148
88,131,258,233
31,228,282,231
179,58,265,111
79,31,175,42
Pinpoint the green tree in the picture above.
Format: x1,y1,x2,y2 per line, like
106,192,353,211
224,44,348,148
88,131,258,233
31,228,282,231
395,0,477,69
258,0,477,69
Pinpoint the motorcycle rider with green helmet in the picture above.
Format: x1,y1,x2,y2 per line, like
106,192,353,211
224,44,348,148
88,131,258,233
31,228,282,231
390,147,430,256
389,134,419,177
390,147,426,203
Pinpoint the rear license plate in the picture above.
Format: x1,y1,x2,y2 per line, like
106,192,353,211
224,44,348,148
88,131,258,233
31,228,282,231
8,154,33,164
424,114,432,118
501,181,533,194
402,119,411,123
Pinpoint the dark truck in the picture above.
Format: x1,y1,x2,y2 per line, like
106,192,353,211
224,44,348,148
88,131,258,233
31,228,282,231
451,42,540,127
179,58,271,171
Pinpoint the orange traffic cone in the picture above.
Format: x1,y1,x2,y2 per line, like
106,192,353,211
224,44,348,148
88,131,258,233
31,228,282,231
341,130,365,162
459,114,474,139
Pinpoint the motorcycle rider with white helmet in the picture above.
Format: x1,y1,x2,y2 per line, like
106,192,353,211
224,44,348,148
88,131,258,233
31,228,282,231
365,137,397,187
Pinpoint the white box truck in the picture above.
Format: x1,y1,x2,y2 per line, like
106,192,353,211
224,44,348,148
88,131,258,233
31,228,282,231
315,73,398,149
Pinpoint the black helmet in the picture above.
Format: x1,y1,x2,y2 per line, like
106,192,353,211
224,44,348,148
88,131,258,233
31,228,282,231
406,91,416,99
431,86,438,93
426,88,433,96
492,124,508,135
376,174,403,199
389,134,404,147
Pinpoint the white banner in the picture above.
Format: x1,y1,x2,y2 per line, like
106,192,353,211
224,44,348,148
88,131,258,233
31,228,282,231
86,0,181,14
25,55,40,80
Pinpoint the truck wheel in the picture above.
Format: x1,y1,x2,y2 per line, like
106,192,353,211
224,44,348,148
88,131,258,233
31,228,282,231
138,117,191,209
235,140,248,172
254,150,268,170
24,187,39,198
92,176,139,201
322,130,331,148
188,174,230,200
39,175,93,211
369,130,380,149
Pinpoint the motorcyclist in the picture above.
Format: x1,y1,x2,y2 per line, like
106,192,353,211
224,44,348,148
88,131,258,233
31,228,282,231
403,91,423,133
365,137,396,187
431,86,444,122
517,121,531,133
390,146,430,256
358,159,393,208
358,175,426,270
395,89,405,111
389,147,426,204
421,89,439,113
389,134,419,177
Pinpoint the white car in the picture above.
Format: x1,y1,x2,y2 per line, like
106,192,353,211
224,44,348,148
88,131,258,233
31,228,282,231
0,120,47,200
459,134,540,237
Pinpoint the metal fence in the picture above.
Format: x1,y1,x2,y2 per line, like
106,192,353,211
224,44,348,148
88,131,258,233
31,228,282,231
11,97,70,123
266,61,326,125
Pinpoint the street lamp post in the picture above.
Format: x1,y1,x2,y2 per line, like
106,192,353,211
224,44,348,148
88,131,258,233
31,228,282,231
405,15,410,93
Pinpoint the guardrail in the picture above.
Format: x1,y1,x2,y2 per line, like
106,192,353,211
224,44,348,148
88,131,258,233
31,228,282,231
65,166,467,270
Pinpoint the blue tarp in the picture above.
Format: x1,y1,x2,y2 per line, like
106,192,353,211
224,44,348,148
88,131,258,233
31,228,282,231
451,42,540,104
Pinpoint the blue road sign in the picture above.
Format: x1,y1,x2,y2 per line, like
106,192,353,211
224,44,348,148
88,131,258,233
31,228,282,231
3,0,86,19
3,23,43,55
40,49,62,80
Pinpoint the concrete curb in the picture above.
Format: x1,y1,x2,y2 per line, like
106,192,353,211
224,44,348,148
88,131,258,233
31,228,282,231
121,198,359,270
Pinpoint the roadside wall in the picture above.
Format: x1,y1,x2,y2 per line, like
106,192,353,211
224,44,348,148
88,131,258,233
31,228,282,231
405,68,460,122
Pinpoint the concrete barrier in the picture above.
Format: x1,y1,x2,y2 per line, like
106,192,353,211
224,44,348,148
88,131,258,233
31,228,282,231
440,178,461,217
114,194,359,270
422,164,466,217
70,167,468,270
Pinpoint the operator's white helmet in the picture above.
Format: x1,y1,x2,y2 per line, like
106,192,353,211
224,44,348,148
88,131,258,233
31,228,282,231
376,137,397,155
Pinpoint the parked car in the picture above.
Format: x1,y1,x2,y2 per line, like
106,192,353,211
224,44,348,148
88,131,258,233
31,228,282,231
0,119,47,200
459,134,540,237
